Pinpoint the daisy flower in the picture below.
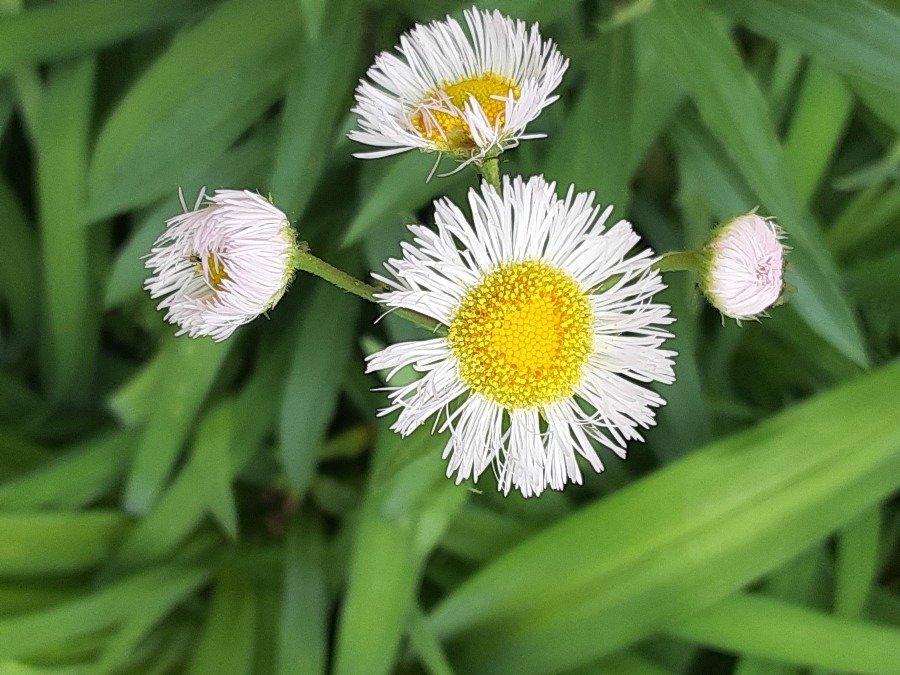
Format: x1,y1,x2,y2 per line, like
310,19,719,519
145,189,297,341
366,176,676,497
349,7,568,166
700,212,786,321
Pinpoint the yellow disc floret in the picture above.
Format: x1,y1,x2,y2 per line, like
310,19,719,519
448,260,593,409
411,72,520,153
193,251,229,291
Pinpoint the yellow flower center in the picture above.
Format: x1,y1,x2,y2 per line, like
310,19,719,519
410,72,520,153
448,260,594,409
193,251,229,291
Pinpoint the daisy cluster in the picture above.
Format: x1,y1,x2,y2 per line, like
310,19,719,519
145,7,787,497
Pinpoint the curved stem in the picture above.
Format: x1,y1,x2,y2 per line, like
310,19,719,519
292,248,446,336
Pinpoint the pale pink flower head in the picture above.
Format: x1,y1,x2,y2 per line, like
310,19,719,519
700,212,786,321
144,189,298,341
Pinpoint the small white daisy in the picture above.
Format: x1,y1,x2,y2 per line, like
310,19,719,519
700,212,786,321
349,7,568,165
366,176,676,497
144,189,297,341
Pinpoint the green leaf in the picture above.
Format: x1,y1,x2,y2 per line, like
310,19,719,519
827,179,900,260
190,402,238,539
671,593,900,675
441,504,533,564
107,353,166,427
297,0,328,42
0,79,15,136
0,512,128,576
276,519,328,675
0,582,82,618
268,0,361,220
0,432,135,511
124,337,231,515
763,45,804,125
428,358,900,673
334,426,467,675
0,178,38,339
630,26,687,176
94,571,209,674
545,29,634,210
783,62,853,205
0,567,207,660
643,0,868,367
229,331,300,471
187,575,257,675
35,56,97,404
731,548,826,675
0,435,51,483
115,463,211,569
0,0,211,74
115,404,237,568
476,0,579,23
279,282,359,495
716,0,900,93
407,605,454,675
834,507,881,618
850,77,900,133
590,651,672,675
341,152,468,246
0,374,42,429
87,0,301,219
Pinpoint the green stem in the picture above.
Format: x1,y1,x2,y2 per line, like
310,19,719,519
479,157,501,191
593,249,703,293
654,249,703,273
292,248,446,335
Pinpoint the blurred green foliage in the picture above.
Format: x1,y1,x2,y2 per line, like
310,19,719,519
0,0,898,673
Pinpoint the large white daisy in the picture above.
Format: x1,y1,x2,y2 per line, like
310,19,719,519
366,176,676,497
349,7,568,164
701,212,786,321
144,189,297,341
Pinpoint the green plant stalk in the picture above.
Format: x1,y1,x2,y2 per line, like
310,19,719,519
654,249,703,273
478,157,502,191
293,247,700,335
292,248,446,335
593,250,703,293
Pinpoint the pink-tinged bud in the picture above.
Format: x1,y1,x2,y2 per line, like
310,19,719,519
700,212,787,321
144,189,298,341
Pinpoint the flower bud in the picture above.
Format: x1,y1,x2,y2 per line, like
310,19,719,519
700,212,786,321
145,189,297,341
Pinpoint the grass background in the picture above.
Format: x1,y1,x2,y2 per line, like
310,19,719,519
0,0,899,673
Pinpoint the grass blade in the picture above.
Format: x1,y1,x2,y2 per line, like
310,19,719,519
429,358,900,673
717,0,900,93
0,0,211,74
123,337,231,515
671,593,900,675
35,56,97,403
279,282,360,496
643,0,868,366
88,0,300,219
